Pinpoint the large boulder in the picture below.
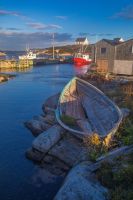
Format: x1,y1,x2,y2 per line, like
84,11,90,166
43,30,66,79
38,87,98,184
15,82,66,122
32,125,65,153
41,155,70,176
26,148,45,162
49,134,85,167
54,162,108,200
42,93,60,114
25,115,51,136
43,114,57,125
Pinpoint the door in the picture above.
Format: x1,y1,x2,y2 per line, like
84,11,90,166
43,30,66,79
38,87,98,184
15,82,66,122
97,59,108,73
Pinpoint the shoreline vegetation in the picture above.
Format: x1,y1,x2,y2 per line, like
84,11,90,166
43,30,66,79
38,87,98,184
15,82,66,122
0,73,16,83
25,71,133,200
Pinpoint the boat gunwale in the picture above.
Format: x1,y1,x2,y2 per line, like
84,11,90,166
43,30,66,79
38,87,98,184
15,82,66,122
55,77,123,139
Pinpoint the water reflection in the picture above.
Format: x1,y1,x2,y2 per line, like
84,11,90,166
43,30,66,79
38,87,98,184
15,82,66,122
31,168,58,186
74,64,90,75
0,64,74,200
0,67,33,73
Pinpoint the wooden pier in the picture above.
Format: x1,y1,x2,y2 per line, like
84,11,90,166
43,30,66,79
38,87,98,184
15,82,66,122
0,59,33,69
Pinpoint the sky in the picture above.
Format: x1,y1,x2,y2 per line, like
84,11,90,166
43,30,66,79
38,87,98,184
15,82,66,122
0,0,133,50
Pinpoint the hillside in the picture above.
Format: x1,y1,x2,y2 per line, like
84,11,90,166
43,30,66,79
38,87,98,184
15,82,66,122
33,44,94,56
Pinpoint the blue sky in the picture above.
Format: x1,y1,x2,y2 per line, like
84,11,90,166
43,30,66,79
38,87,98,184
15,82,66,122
0,0,133,50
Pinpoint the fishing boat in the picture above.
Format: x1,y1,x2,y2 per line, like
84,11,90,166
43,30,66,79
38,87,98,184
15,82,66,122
19,50,37,60
74,53,92,66
56,77,122,139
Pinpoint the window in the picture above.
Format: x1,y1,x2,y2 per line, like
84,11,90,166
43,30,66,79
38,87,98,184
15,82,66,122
101,47,107,54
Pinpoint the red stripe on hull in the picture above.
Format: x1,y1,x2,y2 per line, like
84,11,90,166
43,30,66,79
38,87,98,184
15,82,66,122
74,58,92,66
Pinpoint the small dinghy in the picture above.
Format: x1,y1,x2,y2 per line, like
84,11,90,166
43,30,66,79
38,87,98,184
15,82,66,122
56,77,122,139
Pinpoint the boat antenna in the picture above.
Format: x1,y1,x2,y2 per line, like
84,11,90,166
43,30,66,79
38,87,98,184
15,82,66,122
52,33,55,60
26,44,30,52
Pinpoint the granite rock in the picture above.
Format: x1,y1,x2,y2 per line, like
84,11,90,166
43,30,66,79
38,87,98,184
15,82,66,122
42,93,60,114
25,116,51,136
54,162,108,200
32,125,64,153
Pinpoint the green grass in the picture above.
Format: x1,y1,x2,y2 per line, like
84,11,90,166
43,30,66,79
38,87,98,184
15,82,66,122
96,153,133,200
60,115,77,126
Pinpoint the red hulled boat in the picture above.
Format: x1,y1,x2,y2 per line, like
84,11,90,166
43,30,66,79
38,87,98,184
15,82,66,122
74,53,92,66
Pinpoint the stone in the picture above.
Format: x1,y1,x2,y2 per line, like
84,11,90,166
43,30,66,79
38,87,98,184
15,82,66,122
43,114,57,125
0,76,5,82
48,134,85,167
24,117,51,136
54,162,108,200
32,125,64,153
41,155,70,176
25,148,45,162
42,93,60,114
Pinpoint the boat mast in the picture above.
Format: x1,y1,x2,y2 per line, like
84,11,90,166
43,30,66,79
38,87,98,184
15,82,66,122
52,33,55,59
26,44,30,53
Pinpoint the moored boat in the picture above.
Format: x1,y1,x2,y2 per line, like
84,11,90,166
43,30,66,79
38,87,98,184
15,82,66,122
74,53,92,66
19,50,37,60
56,77,122,139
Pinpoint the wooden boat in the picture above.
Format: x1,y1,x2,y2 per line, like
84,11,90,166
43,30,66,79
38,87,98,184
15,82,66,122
56,77,123,139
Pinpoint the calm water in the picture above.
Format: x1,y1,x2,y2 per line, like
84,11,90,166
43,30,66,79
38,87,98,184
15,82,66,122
0,64,89,200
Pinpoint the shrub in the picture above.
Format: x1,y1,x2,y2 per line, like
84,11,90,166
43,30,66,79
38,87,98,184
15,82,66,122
83,133,107,161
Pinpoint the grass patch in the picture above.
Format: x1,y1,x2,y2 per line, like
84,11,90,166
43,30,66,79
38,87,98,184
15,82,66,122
60,115,77,126
96,152,133,200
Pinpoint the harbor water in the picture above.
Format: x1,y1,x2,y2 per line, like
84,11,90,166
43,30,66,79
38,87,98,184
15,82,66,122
0,64,89,200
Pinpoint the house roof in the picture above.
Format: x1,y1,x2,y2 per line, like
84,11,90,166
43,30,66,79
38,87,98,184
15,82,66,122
114,38,123,41
95,38,124,46
76,37,87,42
102,39,122,46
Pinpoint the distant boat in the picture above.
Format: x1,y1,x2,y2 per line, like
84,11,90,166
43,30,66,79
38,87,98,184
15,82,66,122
56,77,122,139
19,50,37,60
74,53,92,66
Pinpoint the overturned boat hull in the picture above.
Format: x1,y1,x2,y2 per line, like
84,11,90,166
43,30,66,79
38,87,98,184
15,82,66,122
56,77,122,139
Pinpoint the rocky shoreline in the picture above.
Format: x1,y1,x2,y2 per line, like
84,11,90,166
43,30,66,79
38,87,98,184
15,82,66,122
25,93,108,200
0,73,15,83
25,76,133,200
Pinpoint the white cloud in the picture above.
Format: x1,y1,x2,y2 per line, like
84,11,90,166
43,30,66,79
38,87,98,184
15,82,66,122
56,16,67,20
112,5,133,20
0,31,73,50
27,22,62,30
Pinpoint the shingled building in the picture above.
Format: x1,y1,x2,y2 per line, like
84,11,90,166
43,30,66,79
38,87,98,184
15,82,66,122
94,38,133,75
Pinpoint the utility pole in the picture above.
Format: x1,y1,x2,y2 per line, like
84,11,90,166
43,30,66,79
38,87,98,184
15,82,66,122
94,35,98,63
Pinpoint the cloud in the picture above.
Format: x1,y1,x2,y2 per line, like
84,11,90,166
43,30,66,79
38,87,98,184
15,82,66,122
27,22,62,30
0,31,73,50
0,27,21,31
112,5,133,20
79,32,88,36
0,9,32,22
0,10,21,17
56,16,67,20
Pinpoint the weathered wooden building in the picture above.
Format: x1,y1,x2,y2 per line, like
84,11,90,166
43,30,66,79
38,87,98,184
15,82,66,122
114,39,133,75
94,38,133,75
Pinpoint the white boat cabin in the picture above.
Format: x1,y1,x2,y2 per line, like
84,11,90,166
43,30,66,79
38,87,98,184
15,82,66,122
75,53,90,60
